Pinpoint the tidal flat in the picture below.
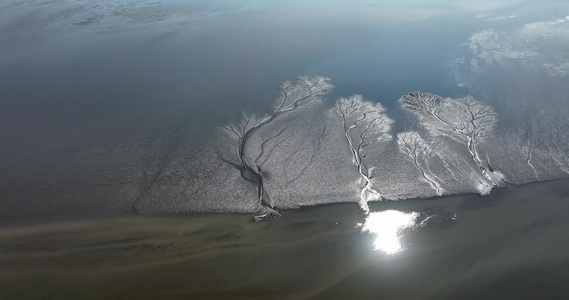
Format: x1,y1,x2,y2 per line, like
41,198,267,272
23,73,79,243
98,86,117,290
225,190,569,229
2,179,569,300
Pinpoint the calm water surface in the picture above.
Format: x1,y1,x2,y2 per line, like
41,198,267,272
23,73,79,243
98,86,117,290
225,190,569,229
2,179,569,299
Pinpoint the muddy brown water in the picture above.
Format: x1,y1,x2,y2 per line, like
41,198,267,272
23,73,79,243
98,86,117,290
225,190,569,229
1,179,569,299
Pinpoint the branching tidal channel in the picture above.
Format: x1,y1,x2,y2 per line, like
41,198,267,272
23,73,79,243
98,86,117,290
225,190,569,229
217,76,569,221
222,76,333,221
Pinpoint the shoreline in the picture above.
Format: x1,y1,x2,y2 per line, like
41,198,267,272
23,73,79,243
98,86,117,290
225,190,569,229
2,176,568,229
2,177,569,299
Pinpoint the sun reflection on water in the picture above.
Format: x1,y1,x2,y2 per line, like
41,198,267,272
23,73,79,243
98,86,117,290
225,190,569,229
360,210,419,255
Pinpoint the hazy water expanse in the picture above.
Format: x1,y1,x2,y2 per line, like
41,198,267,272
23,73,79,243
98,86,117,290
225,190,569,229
2,179,569,299
2,0,569,222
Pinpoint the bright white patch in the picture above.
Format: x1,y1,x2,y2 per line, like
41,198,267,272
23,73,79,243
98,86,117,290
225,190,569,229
457,16,569,78
476,182,493,195
361,210,419,255
488,15,517,21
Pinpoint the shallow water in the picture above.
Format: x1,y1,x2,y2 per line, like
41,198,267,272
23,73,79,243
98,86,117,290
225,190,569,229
2,179,569,299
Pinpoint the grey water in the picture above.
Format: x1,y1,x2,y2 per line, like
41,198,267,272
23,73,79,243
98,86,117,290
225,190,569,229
1,178,569,299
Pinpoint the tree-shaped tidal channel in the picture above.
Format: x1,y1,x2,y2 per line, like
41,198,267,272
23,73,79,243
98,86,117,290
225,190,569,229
396,131,444,196
335,95,393,212
400,92,505,194
222,76,333,221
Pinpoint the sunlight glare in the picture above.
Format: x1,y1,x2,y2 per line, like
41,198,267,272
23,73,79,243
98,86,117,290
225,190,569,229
361,210,419,255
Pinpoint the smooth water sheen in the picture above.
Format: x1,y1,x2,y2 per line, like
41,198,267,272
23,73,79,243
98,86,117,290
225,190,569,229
2,179,568,299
